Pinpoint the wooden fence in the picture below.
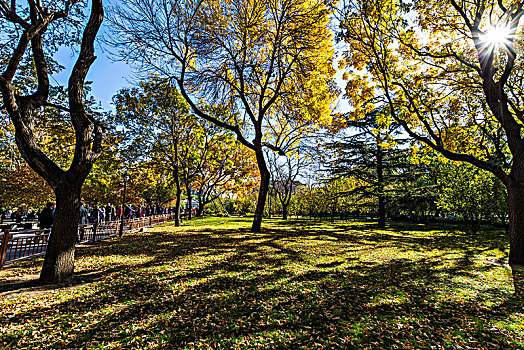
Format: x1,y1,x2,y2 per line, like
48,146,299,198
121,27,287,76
0,213,178,269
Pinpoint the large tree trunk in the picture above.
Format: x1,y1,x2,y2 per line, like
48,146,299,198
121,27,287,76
196,195,205,217
39,181,82,284
251,145,270,232
508,185,524,267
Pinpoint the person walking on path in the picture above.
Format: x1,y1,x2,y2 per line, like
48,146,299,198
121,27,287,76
38,202,55,229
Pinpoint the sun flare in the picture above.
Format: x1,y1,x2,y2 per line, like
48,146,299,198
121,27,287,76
483,25,511,46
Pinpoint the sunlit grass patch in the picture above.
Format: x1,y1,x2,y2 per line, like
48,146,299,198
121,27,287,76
0,217,522,349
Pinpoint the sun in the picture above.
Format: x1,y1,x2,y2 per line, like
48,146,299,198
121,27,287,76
483,25,511,46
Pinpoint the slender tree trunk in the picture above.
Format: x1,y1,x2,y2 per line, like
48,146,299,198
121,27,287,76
251,145,270,232
330,199,336,223
39,182,82,284
268,188,272,219
174,168,181,227
187,183,193,220
377,143,386,228
378,195,386,228
195,190,203,217
508,185,524,267
171,120,181,226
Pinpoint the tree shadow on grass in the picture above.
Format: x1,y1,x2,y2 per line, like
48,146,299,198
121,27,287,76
280,221,507,258
74,219,508,266
0,269,108,299
1,219,508,296
270,219,507,248
1,219,522,348
2,252,521,349
1,219,520,348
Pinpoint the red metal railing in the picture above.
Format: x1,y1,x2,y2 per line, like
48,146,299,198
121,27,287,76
0,213,179,269
0,229,51,267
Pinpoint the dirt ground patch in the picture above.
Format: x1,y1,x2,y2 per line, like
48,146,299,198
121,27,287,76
0,269,106,300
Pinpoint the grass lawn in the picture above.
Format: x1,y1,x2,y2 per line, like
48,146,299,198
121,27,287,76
1,217,523,349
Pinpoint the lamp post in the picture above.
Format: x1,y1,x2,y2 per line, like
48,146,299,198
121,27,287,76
118,172,131,237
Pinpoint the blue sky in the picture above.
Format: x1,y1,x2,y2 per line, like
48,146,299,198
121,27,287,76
52,43,133,111
51,0,134,112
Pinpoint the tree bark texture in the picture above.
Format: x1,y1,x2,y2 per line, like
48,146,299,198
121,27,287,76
377,143,386,228
508,185,524,267
251,145,270,232
197,197,205,217
174,168,181,227
282,203,289,220
39,182,82,284
378,195,386,228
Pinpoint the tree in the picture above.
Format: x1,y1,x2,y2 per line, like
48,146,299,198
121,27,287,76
292,181,318,218
388,156,440,223
113,79,195,226
437,162,508,233
194,136,258,217
296,177,355,221
0,123,54,209
266,147,310,220
81,132,124,206
0,117,19,170
0,165,54,210
177,118,210,221
0,1,105,283
325,109,413,227
339,1,524,266
107,0,336,232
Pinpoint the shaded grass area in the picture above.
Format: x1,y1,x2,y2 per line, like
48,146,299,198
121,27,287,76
1,217,523,349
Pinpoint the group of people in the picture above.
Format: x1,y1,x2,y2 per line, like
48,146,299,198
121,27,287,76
78,203,117,225
1,203,180,230
0,203,55,229
78,203,178,225
0,207,37,223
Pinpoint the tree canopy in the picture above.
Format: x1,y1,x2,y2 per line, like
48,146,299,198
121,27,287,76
339,0,524,266
107,0,338,231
